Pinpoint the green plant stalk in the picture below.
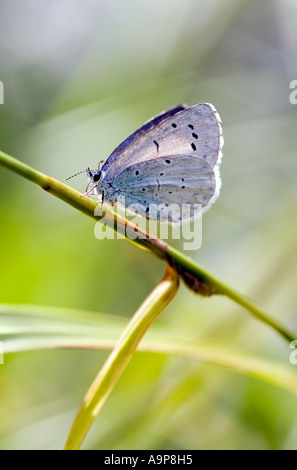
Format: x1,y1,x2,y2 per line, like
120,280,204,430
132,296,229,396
2,303,297,397
168,247,295,343
2,304,297,400
0,150,167,255
0,150,295,342
63,265,179,450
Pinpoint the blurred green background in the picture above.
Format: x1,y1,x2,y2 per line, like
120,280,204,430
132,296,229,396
0,0,297,450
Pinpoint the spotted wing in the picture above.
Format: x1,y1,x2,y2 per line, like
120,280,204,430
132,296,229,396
102,103,223,185
109,155,217,223
101,104,188,171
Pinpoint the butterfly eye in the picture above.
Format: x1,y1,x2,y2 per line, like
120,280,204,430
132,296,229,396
93,172,101,182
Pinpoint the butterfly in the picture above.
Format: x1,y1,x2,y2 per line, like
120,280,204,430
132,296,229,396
68,103,223,224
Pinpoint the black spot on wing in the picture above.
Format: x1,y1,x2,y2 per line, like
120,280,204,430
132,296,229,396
102,104,187,170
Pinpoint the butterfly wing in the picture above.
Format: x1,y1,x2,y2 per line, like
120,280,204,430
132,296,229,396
101,103,223,185
110,155,217,223
101,104,188,172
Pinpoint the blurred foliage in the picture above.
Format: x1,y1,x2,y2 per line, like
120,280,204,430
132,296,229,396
0,0,297,450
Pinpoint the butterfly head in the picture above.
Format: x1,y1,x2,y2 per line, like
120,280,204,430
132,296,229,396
66,164,105,198
76,167,102,198
66,163,103,183
87,167,101,185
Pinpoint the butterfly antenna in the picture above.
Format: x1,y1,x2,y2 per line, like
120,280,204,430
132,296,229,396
66,169,88,181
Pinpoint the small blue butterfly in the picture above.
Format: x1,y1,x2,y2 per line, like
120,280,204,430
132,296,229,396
68,103,223,224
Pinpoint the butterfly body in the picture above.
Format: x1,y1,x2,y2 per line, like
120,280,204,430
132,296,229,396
86,103,223,224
